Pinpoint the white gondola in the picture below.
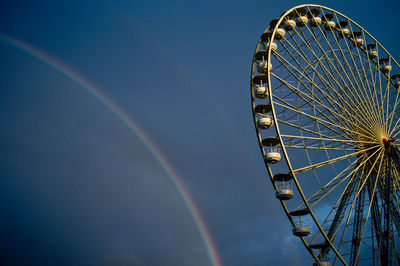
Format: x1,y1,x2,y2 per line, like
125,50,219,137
324,20,336,31
391,74,400,89
275,183,293,200
284,19,296,31
368,50,378,59
310,16,321,27
264,41,278,53
339,28,350,38
257,116,273,129
382,65,392,74
290,209,310,237
296,15,308,27
275,28,286,40
366,43,377,58
257,61,272,73
292,225,311,237
264,149,281,164
380,57,392,74
255,86,269,98
353,38,364,47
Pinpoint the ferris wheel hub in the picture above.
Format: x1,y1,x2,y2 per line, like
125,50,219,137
382,137,395,148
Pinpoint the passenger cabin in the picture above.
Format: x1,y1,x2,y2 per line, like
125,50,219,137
366,43,378,59
260,31,273,43
292,224,310,237
290,208,311,237
284,19,296,31
296,15,308,27
351,31,363,47
254,103,272,114
322,14,335,31
257,116,273,129
254,50,272,74
337,21,350,37
252,74,267,87
257,61,272,74
275,28,286,40
264,41,277,53
339,28,350,37
390,73,400,89
295,7,308,27
275,183,294,200
262,137,281,164
379,57,392,74
265,151,281,164
268,18,286,40
255,85,268,99
269,18,280,28
308,8,321,27
272,172,293,182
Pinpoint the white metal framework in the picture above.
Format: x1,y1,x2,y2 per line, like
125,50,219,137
250,4,400,265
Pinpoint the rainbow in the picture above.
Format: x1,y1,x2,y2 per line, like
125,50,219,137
0,33,223,266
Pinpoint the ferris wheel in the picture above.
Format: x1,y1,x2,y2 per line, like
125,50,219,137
250,4,400,265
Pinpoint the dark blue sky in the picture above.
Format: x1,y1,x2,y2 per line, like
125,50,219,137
1,1,400,265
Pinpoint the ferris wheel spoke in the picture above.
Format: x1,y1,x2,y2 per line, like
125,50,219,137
293,144,380,174
282,29,349,112
285,140,350,150
277,35,341,107
271,72,379,138
272,69,362,127
284,26,378,132
386,89,400,136
272,47,341,108
375,47,387,128
352,149,384,203
280,134,375,146
273,99,354,141
284,145,353,151
281,132,354,148
276,118,347,142
333,23,384,126
307,157,361,208
308,18,381,126
389,119,400,139
318,33,380,128
314,17,379,121
296,16,375,121
360,36,386,128
381,72,392,134
308,147,382,211
294,18,349,89
273,98,377,142
386,86,400,137
288,24,369,122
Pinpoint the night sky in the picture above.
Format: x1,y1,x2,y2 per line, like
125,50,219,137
1,1,400,265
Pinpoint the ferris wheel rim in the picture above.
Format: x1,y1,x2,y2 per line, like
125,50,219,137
251,4,400,265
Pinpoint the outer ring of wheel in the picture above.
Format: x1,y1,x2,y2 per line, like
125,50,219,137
250,4,400,265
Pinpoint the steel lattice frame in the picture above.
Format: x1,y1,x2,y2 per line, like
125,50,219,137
250,4,400,265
